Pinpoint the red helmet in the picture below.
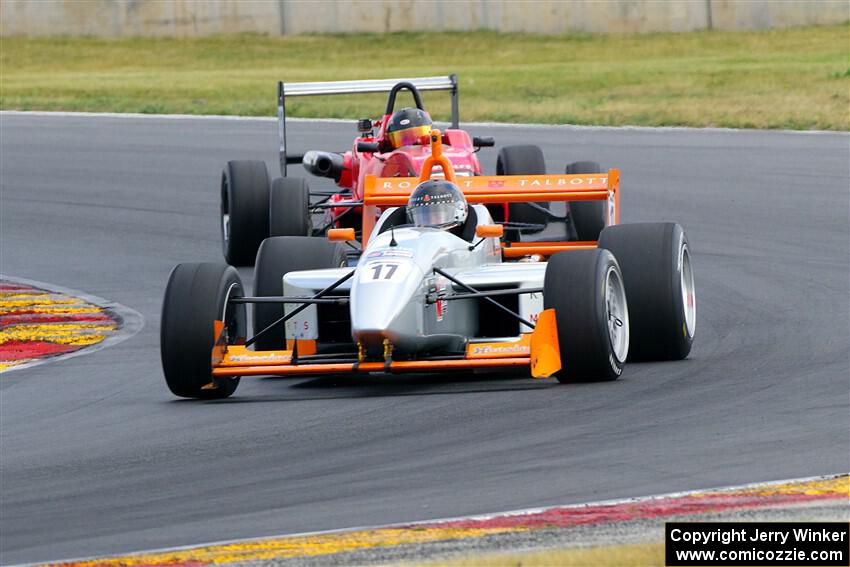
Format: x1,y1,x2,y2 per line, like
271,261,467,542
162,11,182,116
386,108,432,149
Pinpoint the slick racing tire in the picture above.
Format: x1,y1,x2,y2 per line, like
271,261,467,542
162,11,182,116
221,160,270,266
160,263,246,399
544,249,629,383
270,177,312,237
598,222,695,361
494,145,549,237
565,161,607,242
253,236,347,351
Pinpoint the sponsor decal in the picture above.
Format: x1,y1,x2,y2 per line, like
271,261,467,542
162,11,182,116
228,353,291,363
472,343,530,355
460,176,608,188
435,280,448,322
380,175,606,191
367,248,414,259
410,191,454,208
382,180,414,189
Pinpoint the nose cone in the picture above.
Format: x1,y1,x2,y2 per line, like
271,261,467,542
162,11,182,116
350,260,423,350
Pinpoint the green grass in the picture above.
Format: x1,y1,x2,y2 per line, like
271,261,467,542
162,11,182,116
2,25,848,129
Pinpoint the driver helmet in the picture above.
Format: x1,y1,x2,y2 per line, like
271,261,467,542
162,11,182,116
406,179,468,230
386,107,432,149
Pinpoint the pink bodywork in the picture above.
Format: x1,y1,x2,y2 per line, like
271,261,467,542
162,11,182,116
326,115,483,226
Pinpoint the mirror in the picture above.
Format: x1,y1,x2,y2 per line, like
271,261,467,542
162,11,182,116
356,141,380,153
475,224,504,238
328,228,356,242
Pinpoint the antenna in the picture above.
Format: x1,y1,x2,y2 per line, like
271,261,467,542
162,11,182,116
390,225,398,247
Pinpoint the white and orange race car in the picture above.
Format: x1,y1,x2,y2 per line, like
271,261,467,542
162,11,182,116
161,131,696,398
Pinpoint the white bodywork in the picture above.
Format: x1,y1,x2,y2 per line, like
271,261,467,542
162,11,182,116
283,205,547,354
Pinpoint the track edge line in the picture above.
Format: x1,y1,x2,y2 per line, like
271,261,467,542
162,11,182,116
1,110,846,136
15,472,848,567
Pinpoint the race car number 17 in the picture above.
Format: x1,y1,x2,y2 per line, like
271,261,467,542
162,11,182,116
365,262,408,282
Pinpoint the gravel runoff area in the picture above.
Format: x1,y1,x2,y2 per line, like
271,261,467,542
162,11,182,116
48,476,848,567
225,501,850,567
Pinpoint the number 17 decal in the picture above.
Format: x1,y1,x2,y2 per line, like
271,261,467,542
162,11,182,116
364,262,409,283
370,263,399,280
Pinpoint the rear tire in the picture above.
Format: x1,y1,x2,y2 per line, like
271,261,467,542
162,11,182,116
221,160,269,266
544,249,629,382
270,177,312,237
494,145,549,234
598,222,695,361
565,161,606,241
160,263,246,399
253,236,347,351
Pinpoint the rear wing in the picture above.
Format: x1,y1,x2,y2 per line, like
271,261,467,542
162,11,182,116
277,75,459,176
361,171,621,250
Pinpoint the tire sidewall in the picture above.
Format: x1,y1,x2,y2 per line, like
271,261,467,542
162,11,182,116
565,161,606,241
270,177,312,237
494,145,548,234
221,161,270,266
161,263,246,398
544,249,626,382
598,222,695,361
594,252,626,378
253,237,347,351
669,224,695,358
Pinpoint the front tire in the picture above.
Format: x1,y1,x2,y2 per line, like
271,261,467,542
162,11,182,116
544,249,629,382
598,222,695,361
160,263,246,399
253,236,347,351
221,160,270,266
270,177,312,237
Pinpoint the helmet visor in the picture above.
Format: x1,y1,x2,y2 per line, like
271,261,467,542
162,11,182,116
387,125,431,148
407,200,465,229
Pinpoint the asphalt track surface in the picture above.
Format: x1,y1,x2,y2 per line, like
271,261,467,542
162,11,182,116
1,113,848,564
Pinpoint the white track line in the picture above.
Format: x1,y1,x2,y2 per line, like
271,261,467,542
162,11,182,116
0,275,144,374
17,472,847,567
1,110,846,136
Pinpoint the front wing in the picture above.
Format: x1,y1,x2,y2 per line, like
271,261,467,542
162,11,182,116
210,310,561,380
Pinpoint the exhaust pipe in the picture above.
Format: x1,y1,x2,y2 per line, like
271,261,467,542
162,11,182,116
303,151,345,182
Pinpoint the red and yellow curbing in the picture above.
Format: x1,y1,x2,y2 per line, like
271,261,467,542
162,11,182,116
47,475,848,567
0,281,120,372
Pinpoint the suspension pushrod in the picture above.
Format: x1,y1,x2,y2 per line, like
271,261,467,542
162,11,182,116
440,287,543,301
231,296,349,305
433,267,535,330
310,201,364,210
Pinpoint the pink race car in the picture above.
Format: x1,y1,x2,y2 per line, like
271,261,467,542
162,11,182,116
220,75,606,265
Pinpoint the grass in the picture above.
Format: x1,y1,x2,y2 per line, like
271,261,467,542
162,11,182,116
414,542,666,566
1,25,848,130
